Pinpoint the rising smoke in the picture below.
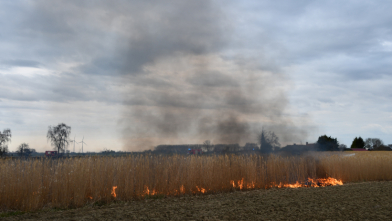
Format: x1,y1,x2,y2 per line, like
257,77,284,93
116,1,311,150
24,0,312,151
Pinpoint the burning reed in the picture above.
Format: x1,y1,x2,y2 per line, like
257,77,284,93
1,152,392,211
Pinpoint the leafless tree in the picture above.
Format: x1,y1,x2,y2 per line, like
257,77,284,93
338,144,347,151
364,138,384,150
102,148,115,155
0,129,11,157
258,129,280,153
203,140,213,152
17,143,31,157
339,144,347,149
47,123,71,153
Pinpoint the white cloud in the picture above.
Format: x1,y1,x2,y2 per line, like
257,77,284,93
0,66,53,77
381,41,392,51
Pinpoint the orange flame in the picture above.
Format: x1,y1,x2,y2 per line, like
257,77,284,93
307,177,343,187
83,177,342,201
238,178,244,190
281,181,302,188
196,186,207,193
247,182,255,189
144,186,157,195
111,186,117,198
273,177,343,188
230,178,255,190
233,177,343,189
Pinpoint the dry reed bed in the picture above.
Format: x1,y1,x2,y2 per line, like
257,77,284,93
319,151,392,182
1,152,392,211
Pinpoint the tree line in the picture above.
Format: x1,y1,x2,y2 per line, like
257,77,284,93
0,123,73,157
1,125,391,157
255,131,390,152
350,136,390,150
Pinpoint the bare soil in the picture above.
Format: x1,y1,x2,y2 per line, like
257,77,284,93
2,181,392,221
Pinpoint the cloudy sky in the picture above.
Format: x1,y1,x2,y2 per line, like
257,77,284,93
1,1,391,152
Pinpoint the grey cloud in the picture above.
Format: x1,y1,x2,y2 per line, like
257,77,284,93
317,98,334,104
17,0,228,77
124,75,175,90
0,73,121,104
187,71,239,88
1,59,41,68
234,1,392,79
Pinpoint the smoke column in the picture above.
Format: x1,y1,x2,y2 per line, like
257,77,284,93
23,1,313,151
116,1,311,150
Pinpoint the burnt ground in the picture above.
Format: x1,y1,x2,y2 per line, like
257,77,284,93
2,181,392,221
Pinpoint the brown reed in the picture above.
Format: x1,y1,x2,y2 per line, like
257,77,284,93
1,152,391,212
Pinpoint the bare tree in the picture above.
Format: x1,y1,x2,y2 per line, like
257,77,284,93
102,148,115,155
258,129,280,153
47,123,71,154
17,143,31,157
203,140,213,152
338,144,347,151
0,145,8,157
364,138,384,150
0,129,11,157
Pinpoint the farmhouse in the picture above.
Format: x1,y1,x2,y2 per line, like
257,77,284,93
243,143,259,151
351,148,367,151
155,144,204,154
278,142,318,154
154,143,244,153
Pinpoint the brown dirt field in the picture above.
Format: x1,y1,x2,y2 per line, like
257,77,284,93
2,181,392,221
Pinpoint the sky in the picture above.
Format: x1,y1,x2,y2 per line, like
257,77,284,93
1,1,391,152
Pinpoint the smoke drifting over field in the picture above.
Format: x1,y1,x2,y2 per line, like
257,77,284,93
4,1,392,151
16,1,312,151
116,1,310,150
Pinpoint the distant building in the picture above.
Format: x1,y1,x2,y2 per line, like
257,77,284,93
278,142,319,154
213,144,241,152
155,143,243,154
373,145,392,151
351,148,367,151
243,143,259,151
155,144,203,154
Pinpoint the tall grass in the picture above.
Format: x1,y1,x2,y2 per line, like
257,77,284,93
320,151,392,182
1,152,392,211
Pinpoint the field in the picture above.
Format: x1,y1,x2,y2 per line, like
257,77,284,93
1,151,392,214
2,181,392,220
